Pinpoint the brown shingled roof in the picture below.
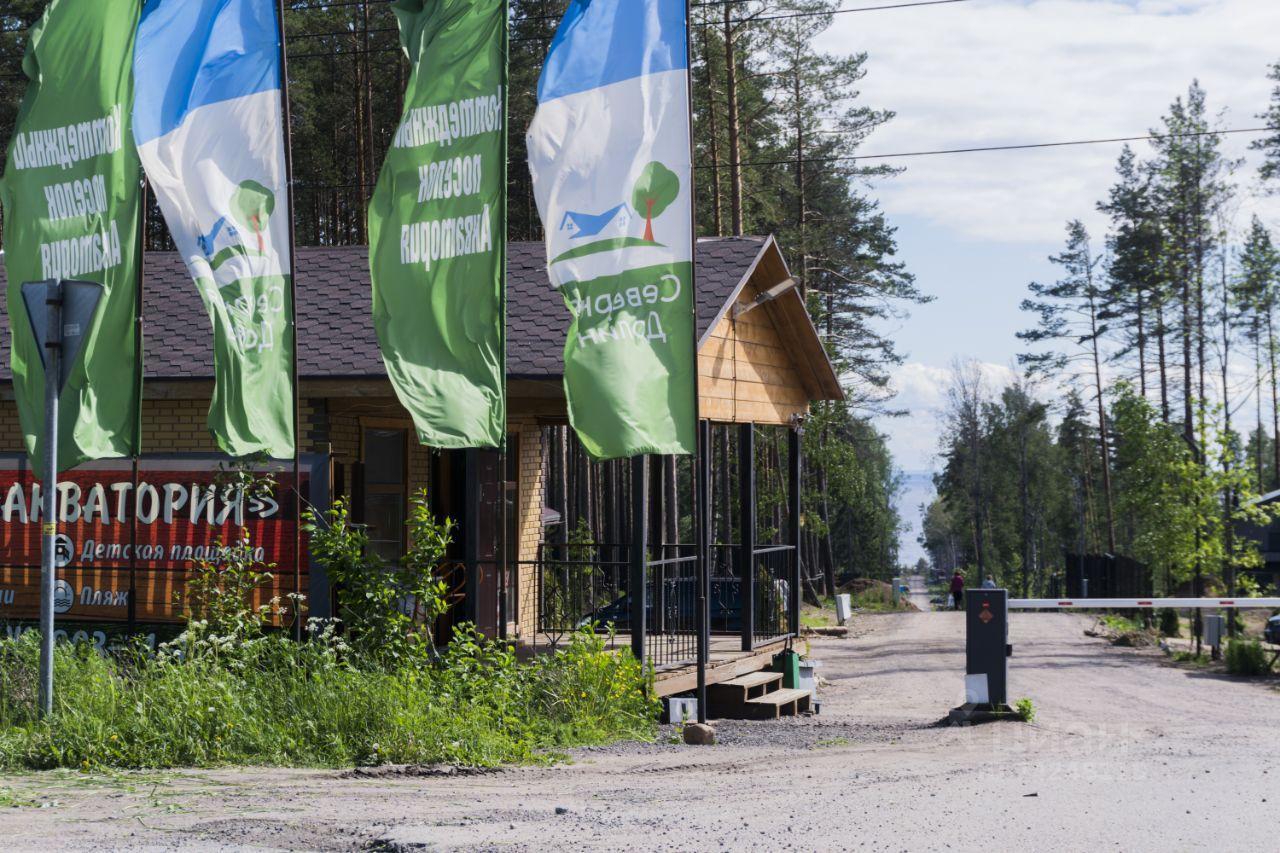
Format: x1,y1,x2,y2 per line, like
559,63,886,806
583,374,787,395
0,237,769,382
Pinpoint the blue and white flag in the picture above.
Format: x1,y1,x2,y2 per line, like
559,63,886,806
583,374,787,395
526,0,696,459
132,0,295,458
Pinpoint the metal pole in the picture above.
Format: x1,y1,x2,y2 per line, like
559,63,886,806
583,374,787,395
681,0,709,716
630,455,649,665
129,176,147,634
787,424,801,637
274,0,303,641
738,422,755,652
497,446,508,640
696,419,710,724
38,282,62,718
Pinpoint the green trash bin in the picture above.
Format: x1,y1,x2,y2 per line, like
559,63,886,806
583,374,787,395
772,648,801,689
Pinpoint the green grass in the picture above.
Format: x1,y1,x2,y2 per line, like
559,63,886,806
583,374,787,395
0,627,657,771
1097,614,1144,634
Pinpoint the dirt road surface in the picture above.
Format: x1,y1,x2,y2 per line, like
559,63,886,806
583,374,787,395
3,609,1277,851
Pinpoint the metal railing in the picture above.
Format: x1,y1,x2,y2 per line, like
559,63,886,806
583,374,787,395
750,545,794,646
530,542,701,669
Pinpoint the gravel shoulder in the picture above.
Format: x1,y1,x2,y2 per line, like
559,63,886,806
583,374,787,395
2,609,1277,851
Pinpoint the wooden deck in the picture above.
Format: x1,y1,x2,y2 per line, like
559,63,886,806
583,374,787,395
526,632,793,697
650,634,792,698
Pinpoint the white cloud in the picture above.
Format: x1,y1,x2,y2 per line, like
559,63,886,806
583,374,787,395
879,360,1018,470
818,0,1280,243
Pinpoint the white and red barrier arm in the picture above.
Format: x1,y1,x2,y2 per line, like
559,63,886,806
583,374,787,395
1009,597,1280,610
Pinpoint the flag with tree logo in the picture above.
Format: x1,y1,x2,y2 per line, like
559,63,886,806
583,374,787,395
0,0,143,470
527,0,696,459
132,0,294,458
369,0,507,449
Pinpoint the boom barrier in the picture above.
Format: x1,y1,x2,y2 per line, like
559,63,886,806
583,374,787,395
1010,598,1280,610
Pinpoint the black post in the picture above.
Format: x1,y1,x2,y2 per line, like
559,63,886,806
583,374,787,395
696,419,711,723
464,448,480,625
738,422,755,651
497,446,508,640
651,455,666,635
787,423,802,637
630,454,649,665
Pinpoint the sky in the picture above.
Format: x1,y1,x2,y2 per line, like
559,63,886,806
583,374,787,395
813,0,1280,563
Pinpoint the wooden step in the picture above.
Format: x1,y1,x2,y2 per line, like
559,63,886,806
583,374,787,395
743,688,812,720
706,670,783,704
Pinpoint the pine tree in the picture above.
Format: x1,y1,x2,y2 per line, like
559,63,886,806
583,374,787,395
1018,220,1117,552
1237,217,1280,485
1251,61,1280,190
1099,145,1168,415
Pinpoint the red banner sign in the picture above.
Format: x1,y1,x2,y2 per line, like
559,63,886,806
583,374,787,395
0,455,327,625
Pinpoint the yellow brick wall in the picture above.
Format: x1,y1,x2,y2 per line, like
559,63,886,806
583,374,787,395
511,422,545,639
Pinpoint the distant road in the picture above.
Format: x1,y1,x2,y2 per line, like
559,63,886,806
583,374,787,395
907,573,933,610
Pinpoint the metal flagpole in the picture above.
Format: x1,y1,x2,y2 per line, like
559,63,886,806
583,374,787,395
275,0,303,641
681,0,708,725
129,175,147,635
38,284,62,718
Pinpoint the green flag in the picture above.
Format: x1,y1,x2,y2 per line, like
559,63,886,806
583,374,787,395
0,0,143,471
369,0,507,449
132,0,295,460
526,0,697,459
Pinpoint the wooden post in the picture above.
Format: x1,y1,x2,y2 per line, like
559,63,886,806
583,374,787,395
738,423,755,651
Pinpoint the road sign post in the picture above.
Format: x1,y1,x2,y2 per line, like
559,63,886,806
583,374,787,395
20,279,104,717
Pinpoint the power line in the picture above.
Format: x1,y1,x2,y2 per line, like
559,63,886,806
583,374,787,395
700,126,1280,169
738,0,972,24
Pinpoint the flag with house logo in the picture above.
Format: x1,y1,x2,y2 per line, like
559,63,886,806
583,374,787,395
0,0,143,470
132,0,294,458
527,0,696,459
369,0,507,449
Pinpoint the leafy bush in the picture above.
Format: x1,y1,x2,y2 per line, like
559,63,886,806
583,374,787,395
1014,697,1036,723
305,490,451,665
1158,608,1181,637
1225,638,1272,677
0,625,656,770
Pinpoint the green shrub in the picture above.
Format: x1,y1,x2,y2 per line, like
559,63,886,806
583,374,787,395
1158,608,1180,637
1225,638,1272,677
304,490,451,666
1014,697,1036,723
0,625,656,771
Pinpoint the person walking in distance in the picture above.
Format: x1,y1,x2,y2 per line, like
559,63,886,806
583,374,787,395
981,575,997,590
949,570,965,610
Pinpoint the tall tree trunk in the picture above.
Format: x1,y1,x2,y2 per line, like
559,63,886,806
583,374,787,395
1087,290,1117,552
1136,286,1148,399
723,2,743,236
700,15,722,235
1156,297,1171,422
1255,324,1265,487
816,462,836,596
1269,307,1280,487
793,69,807,294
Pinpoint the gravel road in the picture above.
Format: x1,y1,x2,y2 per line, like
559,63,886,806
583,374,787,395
3,608,1277,851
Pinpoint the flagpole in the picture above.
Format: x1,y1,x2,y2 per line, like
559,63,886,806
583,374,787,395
129,174,147,634
682,0,708,726
275,0,303,641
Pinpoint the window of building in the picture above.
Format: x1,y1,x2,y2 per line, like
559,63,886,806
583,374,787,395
363,427,407,562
